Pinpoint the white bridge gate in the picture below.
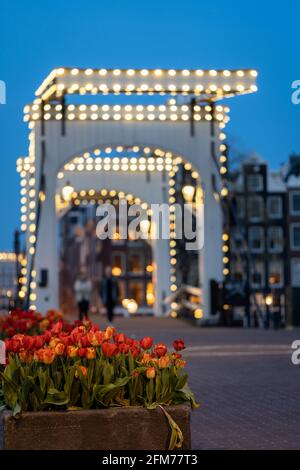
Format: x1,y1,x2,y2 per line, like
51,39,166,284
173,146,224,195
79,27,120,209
17,67,257,317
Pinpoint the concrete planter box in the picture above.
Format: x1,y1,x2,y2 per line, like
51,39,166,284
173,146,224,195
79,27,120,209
0,405,191,450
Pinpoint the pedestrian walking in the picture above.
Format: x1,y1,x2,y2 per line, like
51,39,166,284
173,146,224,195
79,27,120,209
74,270,93,321
100,266,119,324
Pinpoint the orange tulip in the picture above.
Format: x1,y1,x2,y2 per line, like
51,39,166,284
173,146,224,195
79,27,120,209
54,342,65,356
67,345,79,358
175,359,186,369
86,347,96,359
146,367,156,379
158,355,170,369
141,353,152,364
75,365,88,378
104,326,116,340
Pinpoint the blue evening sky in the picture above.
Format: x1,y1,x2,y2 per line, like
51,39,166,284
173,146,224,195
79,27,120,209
0,0,299,249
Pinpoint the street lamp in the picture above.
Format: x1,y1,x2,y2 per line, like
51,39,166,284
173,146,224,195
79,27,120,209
62,181,74,202
182,185,195,203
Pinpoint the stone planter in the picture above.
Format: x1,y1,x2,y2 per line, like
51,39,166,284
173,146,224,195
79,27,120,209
0,405,191,450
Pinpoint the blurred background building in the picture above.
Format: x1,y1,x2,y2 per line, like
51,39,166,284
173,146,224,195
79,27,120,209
0,252,18,313
220,153,300,327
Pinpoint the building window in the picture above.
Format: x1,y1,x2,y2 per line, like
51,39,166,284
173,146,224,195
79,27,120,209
247,174,263,191
268,260,284,287
129,280,143,305
267,226,284,253
267,196,282,219
249,226,264,252
290,224,300,250
291,258,300,287
128,252,143,274
111,252,125,277
247,196,264,221
251,262,265,288
235,197,245,218
290,191,300,215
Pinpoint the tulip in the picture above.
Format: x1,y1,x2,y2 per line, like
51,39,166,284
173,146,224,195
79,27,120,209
173,339,185,351
140,336,153,349
101,342,118,357
78,347,87,357
86,347,96,359
67,345,79,358
36,348,55,364
40,319,50,331
76,365,88,378
130,346,140,358
87,330,104,346
158,355,170,369
146,367,156,379
171,352,182,360
154,343,167,358
78,335,90,348
49,337,61,348
141,352,152,364
54,342,65,356
114,333,126,344
104,326,116,340
19,350,28,362
118,343,130,354
175,359,187,369
35,335,46,349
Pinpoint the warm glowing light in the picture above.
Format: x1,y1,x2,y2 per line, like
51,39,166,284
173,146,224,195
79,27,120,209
265,294,273,306
62,181,74,202
194,308,204,319
112,266,122,276
182,185,195,203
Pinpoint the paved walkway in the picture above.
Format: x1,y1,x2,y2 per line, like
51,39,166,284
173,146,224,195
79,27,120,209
73,314,300,449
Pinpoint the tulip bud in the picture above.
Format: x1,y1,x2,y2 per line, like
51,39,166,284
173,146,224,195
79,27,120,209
146,367,156,379
140,336,153,349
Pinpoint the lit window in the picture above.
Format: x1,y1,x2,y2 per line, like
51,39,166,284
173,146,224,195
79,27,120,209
111,252,125,276
268,260,283,287
128,253,143,273
129,281,143,305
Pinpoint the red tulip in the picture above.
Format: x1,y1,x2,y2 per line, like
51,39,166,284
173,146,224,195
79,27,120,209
101,342,118,357
119,343,130,354
78,347,87,357
51,321,63,335
173,339,185,351
130,346,140,358
22,336,36,351
114,333,126,344
140,336,153,349
154,343,167,357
